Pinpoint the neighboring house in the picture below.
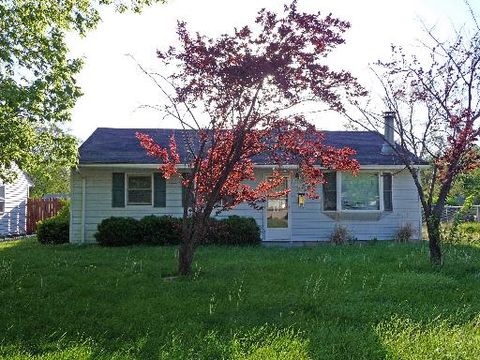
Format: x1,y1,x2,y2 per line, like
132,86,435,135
0,167,33,236
70,121,427,244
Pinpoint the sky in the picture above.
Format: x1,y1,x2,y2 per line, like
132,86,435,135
67,0,477,142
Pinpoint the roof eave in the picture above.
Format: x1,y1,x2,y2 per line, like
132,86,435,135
78,163,430,170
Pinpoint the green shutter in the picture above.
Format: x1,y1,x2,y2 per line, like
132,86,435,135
112,173,125,208
153,173,166,207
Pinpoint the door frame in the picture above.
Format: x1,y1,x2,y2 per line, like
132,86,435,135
263,175,292,242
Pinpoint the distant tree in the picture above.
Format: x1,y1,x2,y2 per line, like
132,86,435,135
346,5,480,265
137,1,365,275
28,164,70,198
0,0,165,182
460,168,480,203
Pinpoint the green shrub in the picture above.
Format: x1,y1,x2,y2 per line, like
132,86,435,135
95,217,142,246
140,215,182,245
458,222,480,234
94,215,260,247
37,202,70,244
207,216,261,246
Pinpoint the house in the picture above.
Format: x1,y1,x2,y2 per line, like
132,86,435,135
70,120,427,244
0,167,33,237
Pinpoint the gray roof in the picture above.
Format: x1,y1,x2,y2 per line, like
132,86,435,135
79,128,425,166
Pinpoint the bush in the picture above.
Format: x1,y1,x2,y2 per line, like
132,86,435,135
95,215,260,247
458,222,480,234
217,215,261,245
204,216,261,246
95,217,142,246
395,223,415,243
37,202,70,244
330,224,354,245
140,215,182,245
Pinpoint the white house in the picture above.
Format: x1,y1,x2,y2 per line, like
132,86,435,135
0,167,33,236
70,121,427,244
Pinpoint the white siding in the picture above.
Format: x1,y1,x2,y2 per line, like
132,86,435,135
70,167,422,243
289,169,422,241
0,169,31,235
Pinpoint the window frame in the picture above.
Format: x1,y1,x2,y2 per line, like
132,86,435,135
382,173,393,212
266,176,289,229
126,173,153,206
323,171,392,213
322,172,337,211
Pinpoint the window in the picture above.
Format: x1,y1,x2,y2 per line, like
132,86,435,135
127,175,152,205
383,173,393,211
267,177,288,228
0,185,4,213
342,173,379,210
322,172,337,211
323,172,392,212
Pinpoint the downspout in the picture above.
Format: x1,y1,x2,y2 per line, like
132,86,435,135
81,177,86,244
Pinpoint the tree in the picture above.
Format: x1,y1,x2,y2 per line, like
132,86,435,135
346,7,480,264
448,164,480,205
27,164,70,198
136,1,365,275
0,0,165,182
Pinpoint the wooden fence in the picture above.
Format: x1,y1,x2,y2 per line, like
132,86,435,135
26,198,64,234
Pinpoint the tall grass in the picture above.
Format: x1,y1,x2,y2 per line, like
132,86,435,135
1,238,480,359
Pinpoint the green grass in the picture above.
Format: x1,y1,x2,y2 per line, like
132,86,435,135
1,239,480,359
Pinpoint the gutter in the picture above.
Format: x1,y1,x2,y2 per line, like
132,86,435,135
78,163,430,170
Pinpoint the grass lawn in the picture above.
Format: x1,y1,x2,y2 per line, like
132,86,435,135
1,239,480,359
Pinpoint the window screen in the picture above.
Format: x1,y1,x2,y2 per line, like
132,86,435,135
127,175,152,205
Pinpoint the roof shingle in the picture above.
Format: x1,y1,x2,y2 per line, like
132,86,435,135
79,128,424,166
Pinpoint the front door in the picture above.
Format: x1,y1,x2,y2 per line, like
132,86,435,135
265,177,290,241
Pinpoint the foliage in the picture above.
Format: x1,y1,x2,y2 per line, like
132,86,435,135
96,215,260,247
448,167,480,205
137,1,364,274
27,163,71,198
36,202,70,244
0,0,165,182
95,217,142,246
449,194,476,239
329,224,354,245
206,216,261,246
443,222,480,245
140,215,181,245
2,239,480,359
348,4,480,264
458,222,480,234
395,223,415,243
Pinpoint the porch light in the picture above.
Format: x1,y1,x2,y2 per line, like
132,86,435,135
298,193,305,207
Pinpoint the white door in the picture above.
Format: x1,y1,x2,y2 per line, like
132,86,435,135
265,177,291,241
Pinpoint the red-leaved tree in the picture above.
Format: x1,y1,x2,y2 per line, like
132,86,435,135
346,6,480,264
137,1,364,275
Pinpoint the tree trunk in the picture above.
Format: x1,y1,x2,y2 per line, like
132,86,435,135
178,215,207,275
178,239,195,275
426,215,442,266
